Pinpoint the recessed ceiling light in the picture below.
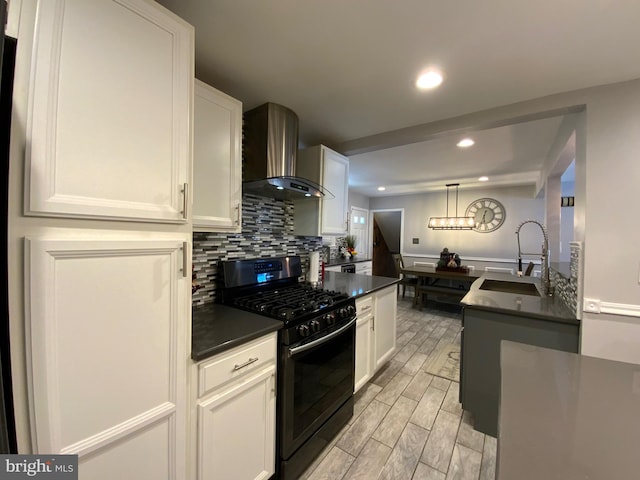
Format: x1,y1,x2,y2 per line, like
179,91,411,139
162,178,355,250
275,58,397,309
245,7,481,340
416,70,443,89
457,138,475,148
478,176,489,182
377,186,386,191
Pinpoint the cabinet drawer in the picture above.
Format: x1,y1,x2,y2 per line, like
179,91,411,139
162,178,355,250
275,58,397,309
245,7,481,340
198,333,277,397
356,295,373,316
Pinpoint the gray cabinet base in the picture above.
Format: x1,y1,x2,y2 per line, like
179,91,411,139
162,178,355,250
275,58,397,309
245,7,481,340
460,307,578,437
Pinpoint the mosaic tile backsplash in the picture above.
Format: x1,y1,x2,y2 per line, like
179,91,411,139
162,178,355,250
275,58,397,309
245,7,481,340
550,242,582,317
192,194,323,305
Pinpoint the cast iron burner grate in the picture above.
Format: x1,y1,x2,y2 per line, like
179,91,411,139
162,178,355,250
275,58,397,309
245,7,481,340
233,284,348,321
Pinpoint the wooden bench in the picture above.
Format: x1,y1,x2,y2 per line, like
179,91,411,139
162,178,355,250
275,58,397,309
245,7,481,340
416,282,472,309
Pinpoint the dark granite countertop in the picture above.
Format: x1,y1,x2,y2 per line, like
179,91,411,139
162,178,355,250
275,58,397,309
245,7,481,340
192,303,282,361
319,271,399,297
499,341,640,479
192,273,398,362
325,257,372,266
460,272,578,324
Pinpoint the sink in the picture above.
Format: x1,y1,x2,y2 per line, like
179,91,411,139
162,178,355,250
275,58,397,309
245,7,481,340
479,279,541,296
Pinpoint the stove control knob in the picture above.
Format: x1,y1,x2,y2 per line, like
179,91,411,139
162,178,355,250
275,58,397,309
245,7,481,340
339,307,349,318
310,320,320,333
297,324,310,337
346,305,356,316
324,312,336,325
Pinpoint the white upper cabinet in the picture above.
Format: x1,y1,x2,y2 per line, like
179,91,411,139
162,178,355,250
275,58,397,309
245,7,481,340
25,0,193,223
294,145,350,236
193,79,242,232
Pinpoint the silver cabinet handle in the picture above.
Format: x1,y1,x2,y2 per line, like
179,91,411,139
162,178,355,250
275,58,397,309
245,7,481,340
182,241,189,278
182,183,189,219
233,357,258,371
234,204,240,225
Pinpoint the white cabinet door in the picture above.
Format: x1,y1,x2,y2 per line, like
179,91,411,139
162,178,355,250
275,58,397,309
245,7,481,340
25,237,189,479
193,79,242,232
25,0,193,223
320,148,349,235
355,296,374,392
374,286,398,369
356,261,373,276
294,145,349,236
197,366,276,480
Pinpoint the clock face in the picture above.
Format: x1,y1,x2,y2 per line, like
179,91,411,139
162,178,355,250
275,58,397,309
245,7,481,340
465,198,506,233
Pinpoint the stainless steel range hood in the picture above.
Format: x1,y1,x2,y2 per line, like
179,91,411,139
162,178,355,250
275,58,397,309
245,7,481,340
242,102,332,200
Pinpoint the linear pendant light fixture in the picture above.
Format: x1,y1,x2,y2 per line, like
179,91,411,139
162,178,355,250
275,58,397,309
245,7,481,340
428,183,475,230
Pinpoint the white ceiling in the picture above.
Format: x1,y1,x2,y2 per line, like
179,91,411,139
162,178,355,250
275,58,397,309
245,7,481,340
157,0,640,196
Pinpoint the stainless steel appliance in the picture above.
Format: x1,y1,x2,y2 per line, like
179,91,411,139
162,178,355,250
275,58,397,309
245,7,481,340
242,102,331,200
218,256,356,480
341,263,356,273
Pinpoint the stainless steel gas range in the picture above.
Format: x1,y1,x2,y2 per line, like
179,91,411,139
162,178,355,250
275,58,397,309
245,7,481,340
218,256,356,480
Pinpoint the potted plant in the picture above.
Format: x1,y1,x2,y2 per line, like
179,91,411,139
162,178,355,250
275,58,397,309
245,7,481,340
344,235,358,259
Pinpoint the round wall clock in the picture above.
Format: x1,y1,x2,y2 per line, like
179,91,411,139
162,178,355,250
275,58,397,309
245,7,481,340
465,198,506,233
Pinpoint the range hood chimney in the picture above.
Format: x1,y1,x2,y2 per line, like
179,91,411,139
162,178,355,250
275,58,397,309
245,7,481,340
242,102,331,199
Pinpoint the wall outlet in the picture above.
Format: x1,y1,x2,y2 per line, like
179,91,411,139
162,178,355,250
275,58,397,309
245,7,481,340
412,238,419,244
583,298,601,313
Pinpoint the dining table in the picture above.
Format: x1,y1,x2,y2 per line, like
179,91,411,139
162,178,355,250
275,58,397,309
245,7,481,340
400,264,482,308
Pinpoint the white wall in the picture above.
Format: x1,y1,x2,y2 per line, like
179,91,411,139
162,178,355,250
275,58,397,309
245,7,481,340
577,80,640,363
369,185,544,267
348,189,370,210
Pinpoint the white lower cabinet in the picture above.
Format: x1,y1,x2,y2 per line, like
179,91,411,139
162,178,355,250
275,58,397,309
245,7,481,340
354,285,398,391
354,296,374,392
374,286,398,369
355,261,373,276
195,333,277,480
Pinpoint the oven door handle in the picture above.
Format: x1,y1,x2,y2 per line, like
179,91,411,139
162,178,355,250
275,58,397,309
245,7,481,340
287,317,356,358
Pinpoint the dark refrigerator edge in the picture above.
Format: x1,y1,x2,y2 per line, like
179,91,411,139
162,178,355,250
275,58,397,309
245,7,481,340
1,0,18,454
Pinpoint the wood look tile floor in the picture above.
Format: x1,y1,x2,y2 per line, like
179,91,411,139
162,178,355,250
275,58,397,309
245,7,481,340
300,297,497,480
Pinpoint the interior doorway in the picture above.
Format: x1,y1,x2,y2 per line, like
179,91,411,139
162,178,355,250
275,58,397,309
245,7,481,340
370,209,404,277
349,207,370,258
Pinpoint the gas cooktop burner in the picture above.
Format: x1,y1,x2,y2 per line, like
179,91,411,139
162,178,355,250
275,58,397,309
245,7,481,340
233,284,349,322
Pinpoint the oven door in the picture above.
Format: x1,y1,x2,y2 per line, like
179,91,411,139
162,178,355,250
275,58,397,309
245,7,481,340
279,317,355,459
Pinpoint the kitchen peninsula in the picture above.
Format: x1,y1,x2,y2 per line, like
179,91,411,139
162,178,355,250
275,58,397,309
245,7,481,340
499,341,640,479
460,272,579,436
